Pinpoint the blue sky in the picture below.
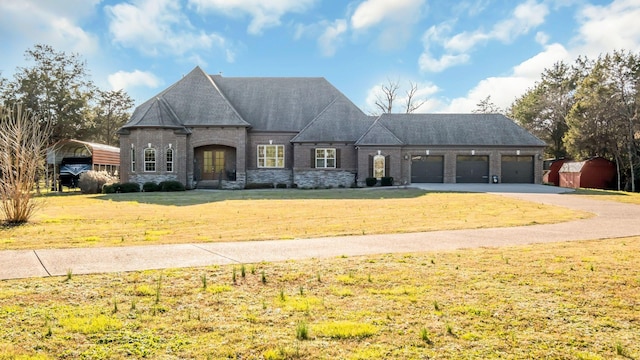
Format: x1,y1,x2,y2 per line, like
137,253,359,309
1,0,639,114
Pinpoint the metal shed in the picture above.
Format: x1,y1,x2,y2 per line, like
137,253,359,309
46,139,120,190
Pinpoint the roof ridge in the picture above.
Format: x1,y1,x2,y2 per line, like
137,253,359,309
206,73,251,127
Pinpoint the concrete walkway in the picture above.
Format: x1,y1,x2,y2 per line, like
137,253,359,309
2,184,639,280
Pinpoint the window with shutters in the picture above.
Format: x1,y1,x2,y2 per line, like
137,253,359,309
315,148,336,168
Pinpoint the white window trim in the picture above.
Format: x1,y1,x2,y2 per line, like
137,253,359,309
130,147,136,173
257,144,285,168
315,148,336,168
166,148,174,173
144,147,156,172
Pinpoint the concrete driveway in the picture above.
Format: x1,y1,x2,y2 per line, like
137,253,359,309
2,184,639,281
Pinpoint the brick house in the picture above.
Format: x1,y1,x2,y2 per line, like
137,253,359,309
118,66,546,189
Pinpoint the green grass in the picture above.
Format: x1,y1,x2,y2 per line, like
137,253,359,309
571,188,640,205
1,237,638,359
0,189,589,250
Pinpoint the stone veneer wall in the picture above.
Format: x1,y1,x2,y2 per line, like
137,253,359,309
246,169,293,186
130,174,180,187
294,170,356,189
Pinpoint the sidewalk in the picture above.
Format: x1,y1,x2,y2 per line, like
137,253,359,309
2,185,639,280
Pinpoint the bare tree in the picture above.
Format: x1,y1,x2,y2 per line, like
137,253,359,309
0,103,52,224
404,81,428,113
374,79,399,114
373,79,427,114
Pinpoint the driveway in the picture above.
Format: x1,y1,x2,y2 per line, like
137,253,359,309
2,184,639,280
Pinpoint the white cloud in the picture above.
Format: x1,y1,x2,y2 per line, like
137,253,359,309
188,0,317,35
351,0,425,30
108,70,162,91
0,0,99,55
106,0,231,59
437,43,570,113
572,0,640,58
350,0,426,50
318,20,348,57
419,52,470,73
419,0,549,73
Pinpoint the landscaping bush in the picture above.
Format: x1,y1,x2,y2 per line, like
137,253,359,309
381,177,394,186
143,182,161,192
119,182,141,193
102,183,117,194
159,180,186,192
103,182,140,193
365,177,377,187
78,171,117,194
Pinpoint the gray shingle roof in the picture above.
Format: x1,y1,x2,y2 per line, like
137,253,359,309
211,76,341,132
356,113,546,147
291,96,374,142
355,118,404,145
121,67,249,130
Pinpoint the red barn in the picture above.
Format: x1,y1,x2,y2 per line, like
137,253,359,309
543,159,567,186
558,157,615,189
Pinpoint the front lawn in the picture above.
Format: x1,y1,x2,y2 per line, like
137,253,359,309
0,189,589,250
0,237,637,359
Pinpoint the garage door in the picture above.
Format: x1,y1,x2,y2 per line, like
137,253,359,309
501,155,534,183
411,155,444,183
456,155,489,183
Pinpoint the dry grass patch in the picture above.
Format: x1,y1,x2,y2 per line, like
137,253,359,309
0,189,589,250
1,237,638,359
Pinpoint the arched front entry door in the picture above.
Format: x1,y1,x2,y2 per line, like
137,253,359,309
194,145,236,182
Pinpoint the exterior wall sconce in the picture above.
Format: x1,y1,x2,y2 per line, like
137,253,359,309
471,150,475,155
269,140,273,145
404,154,409,160
538,154,543,160
130,143,134,149
377,150,381,155
147,143,152,148
425,150,430,156
516,149,521,155
168,143,172,149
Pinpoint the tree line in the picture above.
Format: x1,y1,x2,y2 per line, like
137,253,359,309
0,44,134,146
508,50,639,192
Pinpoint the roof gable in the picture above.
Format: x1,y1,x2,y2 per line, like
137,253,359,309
122,67,249,129
356,119,404,146
291,96,374,143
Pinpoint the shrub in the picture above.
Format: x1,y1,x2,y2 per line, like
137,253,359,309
78,171,117,194
119,182,140,193
381,177,394,186
159,180,185,191
365,177,377,187
143,182,161,192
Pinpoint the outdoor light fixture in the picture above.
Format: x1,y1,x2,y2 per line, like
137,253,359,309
471,150,475,155
169,143,172,149
404,154,409,160
148,143,151,148
269,140,273,145
516,150,521,155
425,150,430,155
130,143,134,148
377,150,381,155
